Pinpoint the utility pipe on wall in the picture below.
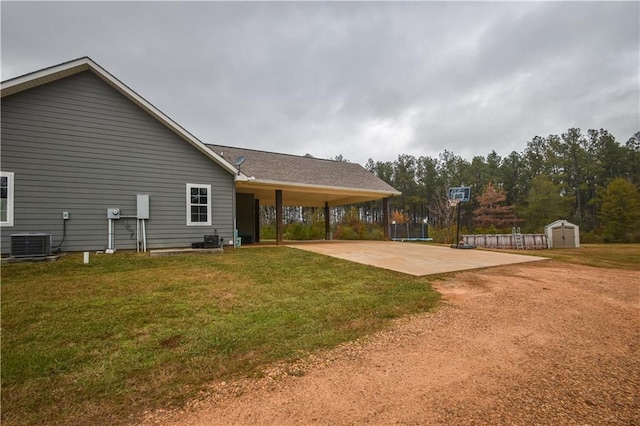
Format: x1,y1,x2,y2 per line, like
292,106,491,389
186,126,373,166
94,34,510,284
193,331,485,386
106,218,115,254
142,219,147,252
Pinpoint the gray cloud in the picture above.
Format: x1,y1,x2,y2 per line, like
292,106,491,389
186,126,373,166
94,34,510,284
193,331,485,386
2,1,638,165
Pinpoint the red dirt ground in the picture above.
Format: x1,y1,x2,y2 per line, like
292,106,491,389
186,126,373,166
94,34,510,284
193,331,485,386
140,261,639,425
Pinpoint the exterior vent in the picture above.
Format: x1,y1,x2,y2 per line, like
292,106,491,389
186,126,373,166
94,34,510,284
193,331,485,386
11,234,52,258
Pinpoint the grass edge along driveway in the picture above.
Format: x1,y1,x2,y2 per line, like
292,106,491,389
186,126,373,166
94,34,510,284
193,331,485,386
1,247,441,426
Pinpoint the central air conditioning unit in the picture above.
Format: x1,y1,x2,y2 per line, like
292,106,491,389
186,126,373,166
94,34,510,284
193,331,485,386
11,233,52,258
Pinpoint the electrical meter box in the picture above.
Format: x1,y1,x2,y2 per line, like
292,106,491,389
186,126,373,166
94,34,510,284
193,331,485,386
107,208,121,219
137,194,149,219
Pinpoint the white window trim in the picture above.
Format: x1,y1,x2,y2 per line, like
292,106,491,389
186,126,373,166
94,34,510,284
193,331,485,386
1,171,14,227
186,183,212,226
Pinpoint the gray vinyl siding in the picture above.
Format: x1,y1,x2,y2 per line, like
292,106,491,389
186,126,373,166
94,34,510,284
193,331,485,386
1,71,235,254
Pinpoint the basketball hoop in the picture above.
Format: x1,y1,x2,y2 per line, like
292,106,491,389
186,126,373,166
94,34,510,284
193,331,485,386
447,186,470,249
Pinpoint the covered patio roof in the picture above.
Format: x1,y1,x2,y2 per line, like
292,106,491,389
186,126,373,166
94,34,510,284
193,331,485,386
207,144,400,207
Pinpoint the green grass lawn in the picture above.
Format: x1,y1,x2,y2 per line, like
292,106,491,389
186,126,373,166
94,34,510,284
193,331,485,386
539,243,640,270
491,243,640,270
1,248,441,425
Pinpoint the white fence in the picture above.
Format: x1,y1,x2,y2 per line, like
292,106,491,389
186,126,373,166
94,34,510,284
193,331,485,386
463,234,548,250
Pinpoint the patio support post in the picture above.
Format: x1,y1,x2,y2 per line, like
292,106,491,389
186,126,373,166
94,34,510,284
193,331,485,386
324,202,331,240
383,197,390,240
254,199,260,243
276,190,283,245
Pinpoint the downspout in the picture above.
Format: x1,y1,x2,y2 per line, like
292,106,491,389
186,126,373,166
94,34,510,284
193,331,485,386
232,177,237,248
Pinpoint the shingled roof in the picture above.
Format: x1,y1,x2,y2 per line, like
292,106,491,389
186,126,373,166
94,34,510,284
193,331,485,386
208,144,400,207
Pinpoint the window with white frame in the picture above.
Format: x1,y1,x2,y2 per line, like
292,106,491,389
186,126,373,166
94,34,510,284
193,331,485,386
1,171,14,226
186,183,212,226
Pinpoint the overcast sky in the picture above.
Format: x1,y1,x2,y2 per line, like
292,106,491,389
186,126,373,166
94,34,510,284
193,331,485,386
2,1,638,165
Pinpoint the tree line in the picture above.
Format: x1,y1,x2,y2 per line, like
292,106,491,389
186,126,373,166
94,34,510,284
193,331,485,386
361,128,640,243
261,127,639,243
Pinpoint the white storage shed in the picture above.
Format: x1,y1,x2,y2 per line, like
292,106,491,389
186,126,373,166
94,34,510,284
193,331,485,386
545,219,580,248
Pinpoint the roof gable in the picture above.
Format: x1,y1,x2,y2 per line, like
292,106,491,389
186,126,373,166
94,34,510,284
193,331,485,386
545,219,579,229
1,57,239,176
1,57,401,206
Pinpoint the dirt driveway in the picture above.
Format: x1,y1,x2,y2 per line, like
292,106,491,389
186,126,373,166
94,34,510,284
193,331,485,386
141,261,639,425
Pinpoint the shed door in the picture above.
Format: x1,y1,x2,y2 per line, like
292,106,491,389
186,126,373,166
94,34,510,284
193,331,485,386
552,225,576,248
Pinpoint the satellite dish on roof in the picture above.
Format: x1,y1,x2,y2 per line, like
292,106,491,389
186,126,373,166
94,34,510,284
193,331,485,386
233,156,246,176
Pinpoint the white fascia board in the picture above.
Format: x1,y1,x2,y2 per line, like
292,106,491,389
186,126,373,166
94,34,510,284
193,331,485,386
238,178,401,197
1,57,91,96
1,57,240,177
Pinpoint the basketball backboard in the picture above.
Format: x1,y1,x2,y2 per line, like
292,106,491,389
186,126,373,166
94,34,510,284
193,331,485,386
448,186,471,203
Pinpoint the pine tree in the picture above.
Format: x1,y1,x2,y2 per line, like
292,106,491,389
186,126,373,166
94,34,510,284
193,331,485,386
473,182,521,231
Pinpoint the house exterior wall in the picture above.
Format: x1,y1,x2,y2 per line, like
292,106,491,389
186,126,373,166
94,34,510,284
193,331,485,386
1,71,234,254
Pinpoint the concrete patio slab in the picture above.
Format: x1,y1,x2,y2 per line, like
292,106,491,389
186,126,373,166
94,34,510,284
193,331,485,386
287,241,548,276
